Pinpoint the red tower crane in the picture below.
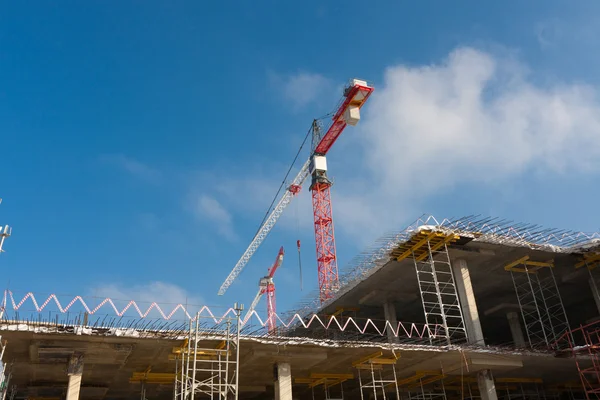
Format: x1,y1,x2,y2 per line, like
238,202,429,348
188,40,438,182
219,79,374,304
244,247,284,333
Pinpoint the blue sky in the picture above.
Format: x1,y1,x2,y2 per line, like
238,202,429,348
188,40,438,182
2,1,600,320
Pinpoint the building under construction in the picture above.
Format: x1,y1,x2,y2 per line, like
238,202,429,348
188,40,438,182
1,215,600,400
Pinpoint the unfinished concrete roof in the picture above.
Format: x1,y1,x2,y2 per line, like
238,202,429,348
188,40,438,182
290,214,600,318
0,322,581,400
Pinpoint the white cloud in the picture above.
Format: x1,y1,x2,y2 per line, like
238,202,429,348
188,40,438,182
101,154,162,183
330,47,600,241
193,194,237,241
269,71,332,110
89,281,204,318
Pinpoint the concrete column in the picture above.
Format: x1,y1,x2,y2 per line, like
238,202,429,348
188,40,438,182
506,311,526,348
477,369,498,400
383,301,400,344
274,362,292,400
452,259,485,345
589,278,600,316
66,353,84,400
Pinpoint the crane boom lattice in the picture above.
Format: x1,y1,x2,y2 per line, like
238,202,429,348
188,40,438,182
218,160,310,296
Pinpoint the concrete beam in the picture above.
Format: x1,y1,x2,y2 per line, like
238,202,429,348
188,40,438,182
453,259,484,345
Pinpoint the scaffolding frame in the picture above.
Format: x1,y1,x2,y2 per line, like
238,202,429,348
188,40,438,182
354,352,400,400
404,380,448,400
174,306,242,400
505,256,571,348
393,229,467,345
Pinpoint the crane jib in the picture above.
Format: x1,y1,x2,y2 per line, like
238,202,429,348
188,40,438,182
313,84,374,155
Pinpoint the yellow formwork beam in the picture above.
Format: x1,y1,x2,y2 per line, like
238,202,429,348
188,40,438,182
406,373,446,388
392,231,440,261
504,256,554,274
575,253,600,269
295,373,354,388
352,351,399,368
310,373,354,380
415,234,459,262
397,370,441,386
496,377,543,384
130,372,175,384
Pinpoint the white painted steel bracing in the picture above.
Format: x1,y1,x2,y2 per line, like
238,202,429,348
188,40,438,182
413,241,468,345
218,158,311,295
509,266,571,348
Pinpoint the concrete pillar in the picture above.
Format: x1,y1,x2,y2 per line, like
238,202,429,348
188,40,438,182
477,369,498,400
66,353,84,400
506,311,526,348
383,301,400,344
452,259,485,345
274,362,292,400
589,278,600,316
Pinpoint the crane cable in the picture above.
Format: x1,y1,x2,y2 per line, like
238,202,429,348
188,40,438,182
251,112,333,238
252,124,313,238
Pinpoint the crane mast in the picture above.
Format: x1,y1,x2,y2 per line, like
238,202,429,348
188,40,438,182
218,79,373,304
309,79,374,302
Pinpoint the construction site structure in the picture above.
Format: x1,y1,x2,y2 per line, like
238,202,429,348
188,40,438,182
218,79,374,304
1,215,600,400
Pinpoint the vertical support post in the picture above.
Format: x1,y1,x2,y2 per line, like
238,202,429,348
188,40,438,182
452,259,484,345
274,363,292,400
506,311,526,348
66,353,84,400
383,301,400,344
477,369,498,400
190,314,199,400
234,302,243,400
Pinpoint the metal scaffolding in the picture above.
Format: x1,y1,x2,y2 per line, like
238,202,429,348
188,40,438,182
174,305,242,400
354,352,400,400
391,228,467,344
505,256,571,348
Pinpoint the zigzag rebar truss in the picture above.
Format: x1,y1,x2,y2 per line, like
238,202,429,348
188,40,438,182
0,290,442,343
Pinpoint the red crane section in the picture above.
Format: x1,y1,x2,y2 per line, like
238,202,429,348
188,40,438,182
265,247,284,333
313,82,374,155
310,80,374,303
